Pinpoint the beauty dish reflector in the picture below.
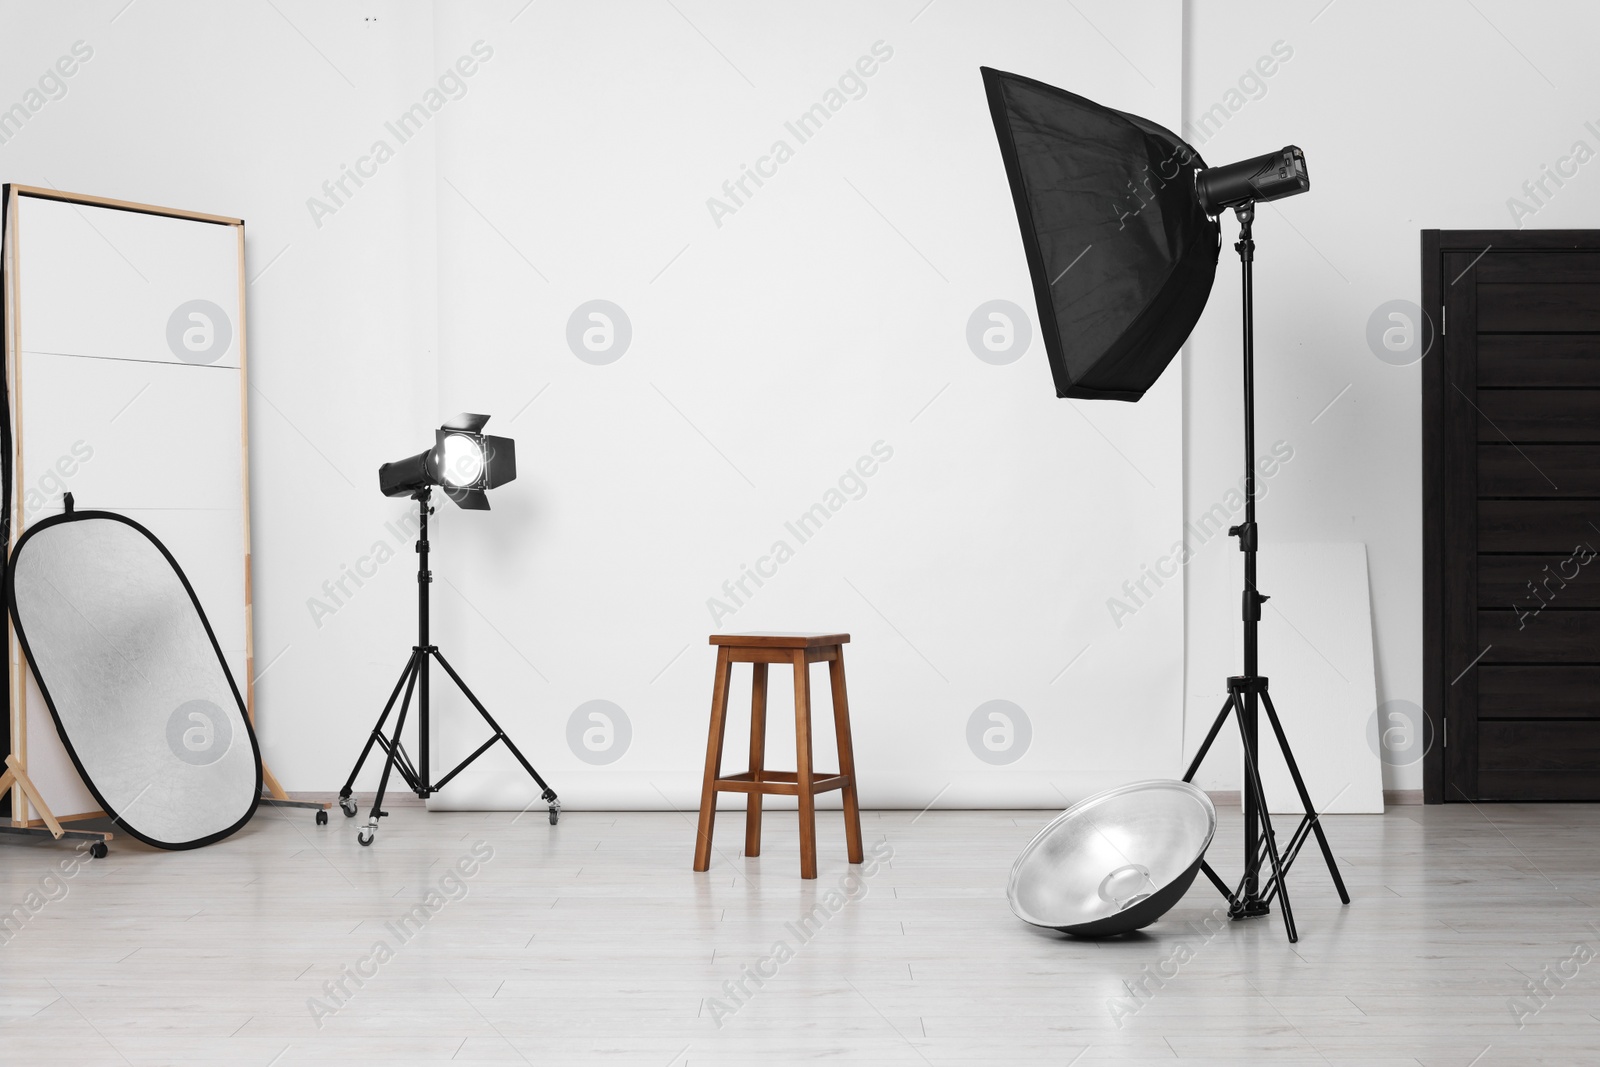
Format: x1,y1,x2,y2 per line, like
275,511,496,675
6,507,262,849
1008,779,1216,937
980,67,1220,401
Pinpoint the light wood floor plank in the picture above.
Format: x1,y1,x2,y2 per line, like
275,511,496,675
1,804,1598,1063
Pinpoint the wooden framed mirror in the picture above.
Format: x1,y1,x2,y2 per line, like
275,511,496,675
1,185,260,826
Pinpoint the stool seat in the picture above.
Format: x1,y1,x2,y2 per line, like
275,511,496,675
694,632,863,879
710,632,850,647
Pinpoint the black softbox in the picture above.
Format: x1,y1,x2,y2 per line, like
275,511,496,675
981,67,1220,401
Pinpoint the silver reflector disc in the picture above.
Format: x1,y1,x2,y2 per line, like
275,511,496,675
1008,779,1216,936
8,511,261,849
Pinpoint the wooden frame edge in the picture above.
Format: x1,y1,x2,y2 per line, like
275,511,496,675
236,223,255,725
3,184,19,824
235,221,287,800
9,185,241,227
4,188,257,821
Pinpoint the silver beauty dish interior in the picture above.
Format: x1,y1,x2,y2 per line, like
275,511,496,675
1008,780,1217,937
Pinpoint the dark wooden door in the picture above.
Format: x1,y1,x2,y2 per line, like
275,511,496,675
1425,230,1600,802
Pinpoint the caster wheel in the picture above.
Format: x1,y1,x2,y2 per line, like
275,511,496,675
339,796,358,818
358,828,374,847
549,807,559,825
316,809,329,826
89,842,108,859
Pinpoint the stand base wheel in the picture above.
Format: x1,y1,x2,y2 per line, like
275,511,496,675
358,827,375,846
89,841,108,859
1230,897,1271,920
315,809,329,826
340,795,358,818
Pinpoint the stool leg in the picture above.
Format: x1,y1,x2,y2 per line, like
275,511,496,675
793,650,818,879
828,646,864,864
694,647,734,872
745,663,769,857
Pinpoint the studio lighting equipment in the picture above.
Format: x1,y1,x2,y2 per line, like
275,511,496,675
980,69,1220,401
377,412,517,510
341,413,558,845
981,67,1345,942
1195,145,1310,215
1009,781,1216,937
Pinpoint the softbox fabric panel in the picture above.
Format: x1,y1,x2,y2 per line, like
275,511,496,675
7,510,260,848
981,67,1220,401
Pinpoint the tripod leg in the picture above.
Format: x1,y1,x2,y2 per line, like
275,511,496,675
362,655,420,846
1237,716,1297,943
1200,861,1233,900
339,651,420,805
1183,693,1237,782
1260,690,1351,905
429,649,559,801
1185,693,1239,906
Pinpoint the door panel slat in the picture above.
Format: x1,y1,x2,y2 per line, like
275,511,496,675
1479,335,1600,385
1479,721,1600,799
1478,554,1600,606
1475,390,1600,441
1478,500,1600,552
1477,609,1600,662
1478,444,1600,495
1479,666,1600,719
1479,283,1600,331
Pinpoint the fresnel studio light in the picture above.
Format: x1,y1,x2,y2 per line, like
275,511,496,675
376,412,517,510
341,413,559,844
981,68,1344,942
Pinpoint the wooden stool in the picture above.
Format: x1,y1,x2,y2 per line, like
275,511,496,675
694,633,864,879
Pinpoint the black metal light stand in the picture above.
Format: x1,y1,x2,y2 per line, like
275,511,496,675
338,487,559,844
1181,203,1350,942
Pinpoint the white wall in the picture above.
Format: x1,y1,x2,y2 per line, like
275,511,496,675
425,1,1188,809
0,0,443,790
11,0,1591,806
1182,0,1600,793
3,1,1192,810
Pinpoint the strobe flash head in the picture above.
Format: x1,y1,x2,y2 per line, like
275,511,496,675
1195,145,1308,216
378,412,517,510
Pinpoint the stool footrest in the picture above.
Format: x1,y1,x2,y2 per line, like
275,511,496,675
713,770,847,796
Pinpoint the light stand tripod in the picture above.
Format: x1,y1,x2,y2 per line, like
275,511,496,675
1181,203,1349,942
338,487,559,844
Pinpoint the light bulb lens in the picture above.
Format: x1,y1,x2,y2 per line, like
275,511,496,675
440,434,484,487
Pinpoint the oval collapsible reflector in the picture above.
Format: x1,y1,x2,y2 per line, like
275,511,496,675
1008,779,1216,937
7,511,261,849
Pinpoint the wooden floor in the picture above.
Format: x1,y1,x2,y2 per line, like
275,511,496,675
2,800,1598,1064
